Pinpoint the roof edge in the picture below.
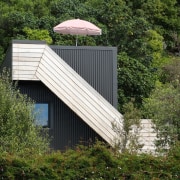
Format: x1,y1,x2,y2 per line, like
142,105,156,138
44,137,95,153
50,45,117,50
12,39,46,44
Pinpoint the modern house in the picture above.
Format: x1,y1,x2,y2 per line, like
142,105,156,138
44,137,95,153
1,40,123,150
1,40,157,153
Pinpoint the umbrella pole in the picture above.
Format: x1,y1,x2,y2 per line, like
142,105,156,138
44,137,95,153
76,35,78,46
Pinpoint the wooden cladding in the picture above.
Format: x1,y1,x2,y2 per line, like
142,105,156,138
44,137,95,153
12,43,45,80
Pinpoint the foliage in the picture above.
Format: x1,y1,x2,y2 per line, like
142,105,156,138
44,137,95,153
117,52,156,110
160,57,180,87
20,27,53,44
142,81,180,151
143,57,180,152
140,0,180,51
112,100,143,153
144,29,165,68
0,142,180,179
0,69,50,157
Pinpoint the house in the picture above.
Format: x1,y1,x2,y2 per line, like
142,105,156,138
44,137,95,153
1,40,157,153
1,40,123,150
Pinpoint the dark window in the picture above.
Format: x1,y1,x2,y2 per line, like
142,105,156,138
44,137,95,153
34,103,49,127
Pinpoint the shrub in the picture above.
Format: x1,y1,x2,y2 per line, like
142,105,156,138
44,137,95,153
0,142,180,179
0,69,49,157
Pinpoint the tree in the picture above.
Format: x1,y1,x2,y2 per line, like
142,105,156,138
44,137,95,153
112,100,143,153
147,57,180,151
117,52,156,111
0,70,49,157
141,0,180,51
160,57,180,87
143,58,180,150
0,0,51,64
142,81,180,151
19,27,53,44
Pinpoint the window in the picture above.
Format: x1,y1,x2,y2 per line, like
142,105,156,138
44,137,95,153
34,103,49,127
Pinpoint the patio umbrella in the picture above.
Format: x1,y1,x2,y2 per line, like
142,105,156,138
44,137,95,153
53,19,102,46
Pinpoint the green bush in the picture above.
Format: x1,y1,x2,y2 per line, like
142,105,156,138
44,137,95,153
0,70,49,157
0,142,180,179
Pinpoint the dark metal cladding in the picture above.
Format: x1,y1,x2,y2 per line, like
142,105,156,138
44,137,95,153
18,81,104,151
50,46,118,108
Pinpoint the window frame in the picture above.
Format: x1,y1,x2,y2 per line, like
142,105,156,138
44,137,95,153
34,102,52,128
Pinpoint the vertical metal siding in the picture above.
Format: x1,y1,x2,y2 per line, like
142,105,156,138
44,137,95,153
50,46,117,108
18,81,103,150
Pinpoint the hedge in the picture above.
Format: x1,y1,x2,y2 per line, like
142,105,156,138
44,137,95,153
0,142,180,180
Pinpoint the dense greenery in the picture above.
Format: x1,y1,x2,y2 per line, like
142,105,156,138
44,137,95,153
0,70,49,157
0,142,180,179
142,58,180,151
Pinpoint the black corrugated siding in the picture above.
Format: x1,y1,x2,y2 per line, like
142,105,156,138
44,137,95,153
18,81,103,150
50,46,118,108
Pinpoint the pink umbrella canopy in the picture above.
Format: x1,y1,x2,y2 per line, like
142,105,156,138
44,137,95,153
53,19,102,46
